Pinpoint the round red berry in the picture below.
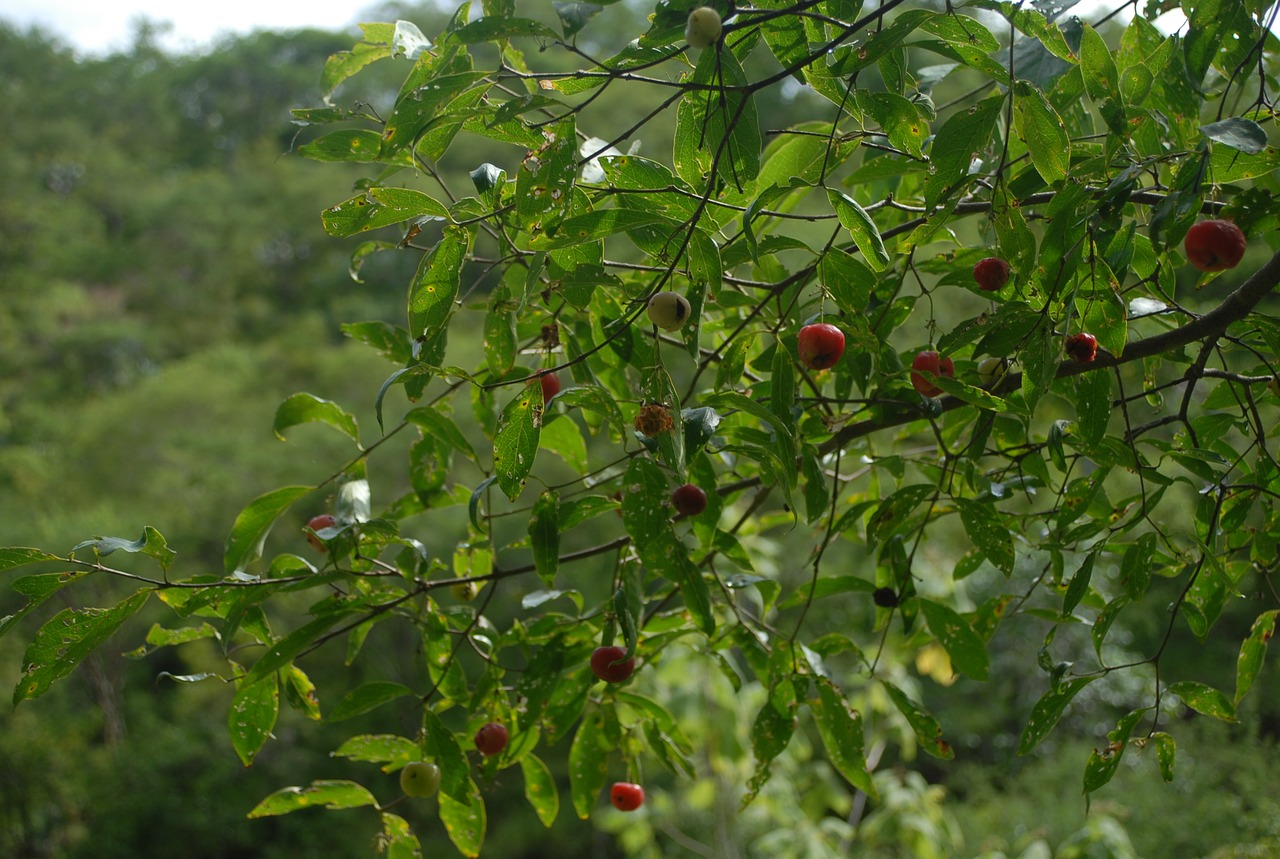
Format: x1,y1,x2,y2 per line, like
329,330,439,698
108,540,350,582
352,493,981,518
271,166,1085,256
1184,219,1246,272
590,645,635,683
973,257,1011,292
910,350,955,397
305,514,337,552
532,371,561,401
474,722,509,756
1065,333,1098,363
610,781,645,811
671,483,707,516
797,323,846,370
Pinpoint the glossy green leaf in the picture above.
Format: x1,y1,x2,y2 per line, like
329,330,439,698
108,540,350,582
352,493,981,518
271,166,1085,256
332,734,419,769
515,116,576,235
0,547,59,572
1013,81,1070,185
569,707,609,819
882,681,954,760
1083,708,1145,793
328,681,415,722
811,678,876,797
919,598,989,681
438,777,486,858
922,95,1002,208
493,385,541,501
12,589,150,705
827,189,890,270
1019,677,1095,755
273,393,360,444
1169,680,1237,722
520,754,559,828
1153,731,1176,782
224,485,312,575
380,813,422,859
243,614,351,686
322,187,450,237
954,498,1014,576
673,43,760,192
744,683,798,807
230,671,279,766
1235,609,1279,705
529,491,560,587
247,780,377,817
408,227,468,341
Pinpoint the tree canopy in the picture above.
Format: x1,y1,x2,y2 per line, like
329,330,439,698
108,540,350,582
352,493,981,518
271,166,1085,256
4,1,1280,856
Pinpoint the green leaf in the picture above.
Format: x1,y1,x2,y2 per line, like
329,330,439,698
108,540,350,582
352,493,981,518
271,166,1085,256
1083,708,1146,793
243,614,351,686
569,707,609,819
322,187,450,238
673,43,761,192
520,754,559,828
0,547,59,572
328,681,415,722
0,572,85,638
530,209,672,249
867,484,936,545
1018,677,1095,755
1235,609,1279,705
230,671,279,766
273,393,361,444
493,385,541,501
811,678,876,797
1200,117,1268,155
408,227,468,341
438,777,486,858
1074,369,1113,448
529,491,560,587
1013,81,1070,185
1062,551,1097,616
827,189,890,270
247,780,378,817
12,589,150,705
919,598,989,681
380,813,422,859
922,95,1002,208
744,682,798,806
516,116,577,236
381,70,490,159
954,498,1014,576
1168,680,1237,722
882,681,954,759
451,16,559,43
298,129,410,165
1153,731,1176,782
224,485,312,575
72,526,176,572
1119,532,1157,601
423,707,472,803
332,734,419,768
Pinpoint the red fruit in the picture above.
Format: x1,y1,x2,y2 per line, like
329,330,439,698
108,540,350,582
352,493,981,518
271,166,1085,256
1065,333,1098,363
1184,219,1246,272
305,514,337,552
610,781,645,812
973,257,1011,292
797,323,846,370
590,645,635,683
474,722,509,756
532,371,561,401
671,483,707,516
910,351,955,397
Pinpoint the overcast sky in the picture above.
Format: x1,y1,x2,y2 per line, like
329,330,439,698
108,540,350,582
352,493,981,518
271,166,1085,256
0,0,374,55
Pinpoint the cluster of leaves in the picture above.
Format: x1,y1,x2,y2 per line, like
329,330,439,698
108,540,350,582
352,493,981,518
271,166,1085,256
5,0,1280,855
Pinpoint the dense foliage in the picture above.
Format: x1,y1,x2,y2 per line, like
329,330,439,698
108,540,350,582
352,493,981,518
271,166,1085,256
4,1,1280,856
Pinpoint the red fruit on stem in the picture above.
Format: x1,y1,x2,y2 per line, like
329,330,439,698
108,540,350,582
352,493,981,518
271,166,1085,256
610,782,645,812
973,257,1011,292
533,371,561,401
910,351,955,397
305,514,337,552
1184,220,1246,272
590,645,635,683
474,722,509,757
797,323,846,370
671,483,707,516
1066,333,1098,363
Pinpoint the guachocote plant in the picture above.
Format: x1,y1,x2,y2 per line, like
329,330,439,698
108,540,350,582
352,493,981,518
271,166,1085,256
3,2,1280,856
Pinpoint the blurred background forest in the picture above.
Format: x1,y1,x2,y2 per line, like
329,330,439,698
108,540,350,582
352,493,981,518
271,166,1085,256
2,2,1279,857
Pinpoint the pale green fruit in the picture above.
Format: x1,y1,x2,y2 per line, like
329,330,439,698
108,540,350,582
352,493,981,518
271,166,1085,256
451,580,479,601
400,761,441,797
685,6,722,49
646,291,692,331
977,356,1007,388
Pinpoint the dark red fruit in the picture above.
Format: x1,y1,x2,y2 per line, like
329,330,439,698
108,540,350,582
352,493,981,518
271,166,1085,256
873,587,899,608
910,351,955,397
305,514,337,552
590,645,635,683
535,371,561,401
1065,333,1098,363
1184,219,1246,272
610,781,645,811
671,483,707,516
797,323,846,370
474,722,509,756
973,257,1011,291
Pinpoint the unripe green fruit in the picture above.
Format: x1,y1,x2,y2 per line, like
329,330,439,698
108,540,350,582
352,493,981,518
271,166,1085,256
451,580,479,601
977,356,1007,388
647,291,692,331
400,761,441,798
685,7,722,49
